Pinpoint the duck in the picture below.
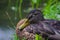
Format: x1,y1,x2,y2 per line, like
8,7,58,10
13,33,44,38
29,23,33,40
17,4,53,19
16,9,60,40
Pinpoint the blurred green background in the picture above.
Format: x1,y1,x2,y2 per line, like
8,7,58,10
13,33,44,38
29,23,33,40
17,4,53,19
0,0,60,40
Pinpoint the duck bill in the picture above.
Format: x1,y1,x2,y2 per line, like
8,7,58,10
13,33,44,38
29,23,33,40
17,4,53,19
18,19,30,30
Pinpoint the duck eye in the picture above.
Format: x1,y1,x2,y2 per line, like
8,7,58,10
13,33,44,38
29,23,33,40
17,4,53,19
34,13,37,15
32,13,38,17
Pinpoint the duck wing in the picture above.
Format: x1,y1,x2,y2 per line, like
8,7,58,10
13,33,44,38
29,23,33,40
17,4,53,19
40,22,60,40
43,19,60,30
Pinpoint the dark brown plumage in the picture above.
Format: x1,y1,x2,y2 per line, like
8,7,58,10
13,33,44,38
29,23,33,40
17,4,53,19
16,9,60,40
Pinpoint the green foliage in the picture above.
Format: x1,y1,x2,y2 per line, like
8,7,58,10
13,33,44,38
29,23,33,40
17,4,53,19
13,34,19,40
43,0,60,20
35,34,43,40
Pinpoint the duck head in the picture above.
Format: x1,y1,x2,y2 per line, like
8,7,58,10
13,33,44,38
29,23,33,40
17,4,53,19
17,9,44,30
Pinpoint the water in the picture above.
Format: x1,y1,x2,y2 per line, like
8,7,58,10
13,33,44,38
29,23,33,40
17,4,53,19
0,25,15,40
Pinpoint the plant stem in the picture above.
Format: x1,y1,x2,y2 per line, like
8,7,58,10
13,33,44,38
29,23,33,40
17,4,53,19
19,0,23,19
31,0,35,9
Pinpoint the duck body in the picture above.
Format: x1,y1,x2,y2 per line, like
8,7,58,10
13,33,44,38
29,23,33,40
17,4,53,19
16,9,60,40
16,19,60,40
